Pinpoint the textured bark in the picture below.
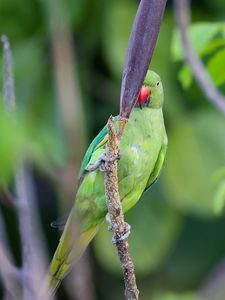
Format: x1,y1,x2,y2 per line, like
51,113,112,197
104,116,139,300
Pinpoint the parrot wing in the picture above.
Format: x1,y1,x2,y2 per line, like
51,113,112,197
144,134,168,192
48,118,122,296
78,115,120,187
50,127,109,230
79,123,108,177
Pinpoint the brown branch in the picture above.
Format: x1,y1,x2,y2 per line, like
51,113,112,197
174,0,225,116
104,116,139,300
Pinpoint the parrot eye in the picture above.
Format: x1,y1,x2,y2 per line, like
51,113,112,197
155,81,160,87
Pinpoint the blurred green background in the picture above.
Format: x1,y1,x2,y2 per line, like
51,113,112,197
1,0,225,299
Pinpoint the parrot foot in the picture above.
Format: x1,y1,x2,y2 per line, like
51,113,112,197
105,214,131,243
112,222,131,244
86,151,121,173
105,213,113,231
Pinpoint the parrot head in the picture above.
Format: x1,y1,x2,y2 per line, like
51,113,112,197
137,70,164,109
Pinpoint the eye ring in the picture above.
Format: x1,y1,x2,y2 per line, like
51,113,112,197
155,81,160,87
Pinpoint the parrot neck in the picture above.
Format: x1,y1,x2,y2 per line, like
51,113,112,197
132,105,162,115
129,106,164,127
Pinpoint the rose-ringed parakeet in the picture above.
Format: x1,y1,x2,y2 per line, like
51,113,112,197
48,70,167,296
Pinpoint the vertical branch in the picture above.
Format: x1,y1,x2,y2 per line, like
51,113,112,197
14,162,48,300
104,116,139,300
1,36,48,300
14,164,37,299
0,211,20,299
1,35,16,113
174,0,225,116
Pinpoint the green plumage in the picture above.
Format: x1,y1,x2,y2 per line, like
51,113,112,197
48,70,168,296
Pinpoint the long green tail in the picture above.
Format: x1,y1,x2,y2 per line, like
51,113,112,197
48,223,101,298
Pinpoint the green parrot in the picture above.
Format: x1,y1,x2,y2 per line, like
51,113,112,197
48,70,167,296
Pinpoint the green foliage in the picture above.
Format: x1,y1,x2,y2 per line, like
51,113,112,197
0,103,64,183
163,110,225,217
213,176,225,215
152,291,198,300
207,48,225,85
101,0,137,78
171,22,225,88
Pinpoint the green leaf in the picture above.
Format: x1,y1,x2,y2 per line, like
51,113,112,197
213,178,225,215
207,48,225,86
162,110,225,217
201,38,225,57
171,22,224,61
0,103,64,183
152,291,198,300
101,0,137,78
178,65,193,89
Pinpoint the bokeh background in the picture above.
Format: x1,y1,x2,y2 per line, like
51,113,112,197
1,0,225,299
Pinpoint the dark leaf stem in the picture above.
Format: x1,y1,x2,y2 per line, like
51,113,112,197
120,0,167,120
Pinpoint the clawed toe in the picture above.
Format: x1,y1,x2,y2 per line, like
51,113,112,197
86,152,121,173
112,222,131,244
105,214,131,243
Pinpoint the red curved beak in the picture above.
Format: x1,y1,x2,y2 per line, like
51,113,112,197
138,86,151,106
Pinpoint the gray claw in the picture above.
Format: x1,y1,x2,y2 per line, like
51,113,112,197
112,222,131,244
105,214,113,231
86,152,121,173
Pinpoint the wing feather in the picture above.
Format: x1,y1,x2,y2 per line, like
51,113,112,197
144,134,168,192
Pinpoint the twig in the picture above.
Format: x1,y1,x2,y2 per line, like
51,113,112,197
199,257,225,299
0,211,20,299
174,0,225,116
1,35,16,114
1,36,48,300
0,245,20,299
15,163,48,300
104,116,139,300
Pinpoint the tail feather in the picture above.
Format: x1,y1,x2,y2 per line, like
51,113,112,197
48,223,101,298
47,275,61,299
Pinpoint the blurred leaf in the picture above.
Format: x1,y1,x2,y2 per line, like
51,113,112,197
0,103,64,183
161,216,225,290
163,110,225,217
171,22,224,62
207,48,225,86
152,291,198,300
0,0,43,40
201,38,225,57
93,190,181,276
213,166,225,182
171,22,225,89
101,0,137,79
213,178,225,215
178,65,193,89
